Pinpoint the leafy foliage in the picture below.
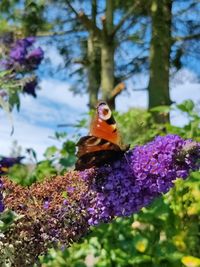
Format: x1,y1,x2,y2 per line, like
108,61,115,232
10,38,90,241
7,132,76,186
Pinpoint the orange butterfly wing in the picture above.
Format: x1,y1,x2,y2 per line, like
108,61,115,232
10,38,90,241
75,101,129,170
90,116,121,148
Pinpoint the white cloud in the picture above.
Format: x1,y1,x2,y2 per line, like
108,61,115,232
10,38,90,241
39,79,88,110
0,79,88,159
0,114,54,158
43,46,65,67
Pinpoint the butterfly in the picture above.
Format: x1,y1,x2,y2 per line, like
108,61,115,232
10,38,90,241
75,101,129,170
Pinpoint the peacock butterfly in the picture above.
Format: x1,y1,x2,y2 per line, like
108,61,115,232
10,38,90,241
75,101,129,170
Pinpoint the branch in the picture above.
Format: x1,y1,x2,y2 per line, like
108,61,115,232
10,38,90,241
0,135,199,266
36,29,83,38
110,82,126,99
111,1,140,37
65,0,79,17
72,58,89,65
65,0,101,38
132,87,147,91
78,11,101,38
173,33,200,42
101,15,107,38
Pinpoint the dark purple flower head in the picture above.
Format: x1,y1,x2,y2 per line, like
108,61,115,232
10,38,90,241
0,59,14,70
10,45,27,63
81,135,200,225
15,37,35,50
0,198,4,213
0,156,24,167
0,156,24,174
23,79,37,97
24,37,35,46
26,47,44,67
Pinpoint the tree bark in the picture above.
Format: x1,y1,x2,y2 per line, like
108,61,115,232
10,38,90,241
87,0,101,109
148,0,172,123
101,0,115,109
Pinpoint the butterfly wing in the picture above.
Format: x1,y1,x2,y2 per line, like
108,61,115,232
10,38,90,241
75,136,123,170
75,101,129,170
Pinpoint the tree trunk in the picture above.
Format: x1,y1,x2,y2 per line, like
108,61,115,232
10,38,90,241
87,0,101,109
148,0,172,123
101,42,115,108
87,34,101,109
101,0,115,109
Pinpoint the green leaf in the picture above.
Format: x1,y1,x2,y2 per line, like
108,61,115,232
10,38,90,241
44,146,58,158
59,157,75,168
177,100,194,113
8,90,20,111
0,210,21,232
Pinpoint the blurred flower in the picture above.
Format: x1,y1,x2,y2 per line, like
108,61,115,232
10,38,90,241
0,156,24,175
0,59,13,70
23,78,38,97
0,193,4,212
0,91,7,98
0,37,44,102
26,47,44,68
182,256,200,267
3,37,43,70
0,32,14,45
10,44,27,63
43,198,50,209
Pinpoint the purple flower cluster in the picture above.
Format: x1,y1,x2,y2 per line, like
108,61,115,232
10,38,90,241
83,135,200,225
0,134,199,266
9,37,44,68
0,37,44,98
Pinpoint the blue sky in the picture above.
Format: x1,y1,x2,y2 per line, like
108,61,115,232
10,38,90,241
0,46,200,160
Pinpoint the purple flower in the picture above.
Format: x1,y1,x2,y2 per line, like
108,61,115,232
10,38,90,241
10,45,27,63
24,37,35,46
23,79,37,97
81,135,200,225
43,200,50,209
0,156,24,174
0,156,24,167
26,47,44,68
6,37,43,70
0,199,4,213
0,193,4,213
0,59,14,70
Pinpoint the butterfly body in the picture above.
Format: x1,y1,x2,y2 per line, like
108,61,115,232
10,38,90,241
75,101,129,170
